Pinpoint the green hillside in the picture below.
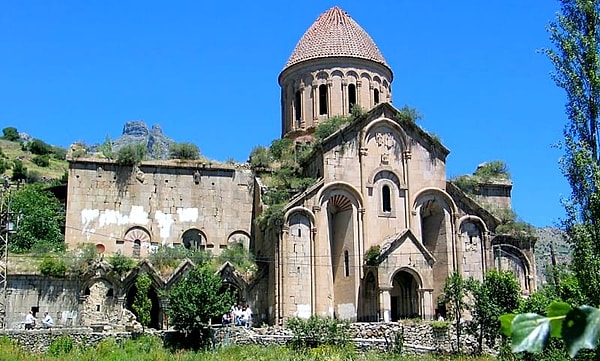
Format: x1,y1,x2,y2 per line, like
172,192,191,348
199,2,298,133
0,138,68,182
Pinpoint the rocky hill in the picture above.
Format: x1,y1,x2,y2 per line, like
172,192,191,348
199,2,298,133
534,226,571,286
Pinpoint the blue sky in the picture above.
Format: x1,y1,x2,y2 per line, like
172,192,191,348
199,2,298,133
1,1,569,228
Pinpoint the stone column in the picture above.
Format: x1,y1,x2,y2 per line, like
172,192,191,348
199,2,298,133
327,80,334,116
356,80,362,110
341,80,347,116
380,286,392,322
312,82,318,121
421,288,434,320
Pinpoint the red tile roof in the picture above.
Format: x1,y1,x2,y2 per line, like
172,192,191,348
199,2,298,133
283,7,389,70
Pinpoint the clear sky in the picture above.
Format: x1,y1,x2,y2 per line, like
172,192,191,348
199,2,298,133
1,1,569,228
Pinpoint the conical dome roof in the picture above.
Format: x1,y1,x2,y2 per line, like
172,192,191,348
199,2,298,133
283,7,390,71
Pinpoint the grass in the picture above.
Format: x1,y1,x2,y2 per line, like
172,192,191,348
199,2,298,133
0,139,68,180
0,335,496,361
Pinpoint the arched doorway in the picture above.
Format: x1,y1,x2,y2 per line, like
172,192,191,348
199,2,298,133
390,270,419,320
358,271,379,322
126,280,161,329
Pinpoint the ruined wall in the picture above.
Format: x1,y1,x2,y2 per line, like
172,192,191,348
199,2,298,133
65,159,254,257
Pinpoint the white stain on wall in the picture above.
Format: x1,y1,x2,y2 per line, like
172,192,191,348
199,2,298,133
296,304,311,319
177,207,198,222
155,211,175,243
81,206,150,234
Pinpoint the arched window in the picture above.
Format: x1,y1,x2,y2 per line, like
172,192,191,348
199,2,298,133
348,84,357,113
294,90,302,125
382,185,391,212
344,250,350,277
133,239,141,258
374,88,380,104
319,84,328,115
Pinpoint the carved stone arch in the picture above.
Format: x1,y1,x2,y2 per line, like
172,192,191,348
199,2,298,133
331,69,344,79
226,230,251,250
303,73,314,85
284,206,316,226
490,240,533,293
181,228,208,250
389,266,424,289
373,75,382,84
360,72,372,82
316,71,329,82
382,79,389,88
363,118,409,153
346,70,359,81
458,216,488,281
124,226,151,258
317,181,364,209
367,167,405,189
457,215,489,234
389,267,423,320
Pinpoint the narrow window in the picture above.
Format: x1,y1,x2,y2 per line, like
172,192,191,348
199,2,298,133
348,84,357,113
133,239,141,258
382,185,391,212
319,84,328,115
294,90,302,124
374,89,380,104
344,250,350,277
298,228,302,237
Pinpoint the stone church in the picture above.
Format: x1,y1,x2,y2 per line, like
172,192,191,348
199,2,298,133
56,7,535,327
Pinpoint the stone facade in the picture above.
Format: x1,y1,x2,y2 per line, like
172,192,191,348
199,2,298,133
39,6,536,329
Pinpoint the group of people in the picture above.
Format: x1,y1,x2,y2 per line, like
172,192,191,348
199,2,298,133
24,311,54,330
222,303,252,328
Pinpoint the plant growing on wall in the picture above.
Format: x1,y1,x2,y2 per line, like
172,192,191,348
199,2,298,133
132,273,152,329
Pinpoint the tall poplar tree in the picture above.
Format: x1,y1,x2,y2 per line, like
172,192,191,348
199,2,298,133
545,0,600,305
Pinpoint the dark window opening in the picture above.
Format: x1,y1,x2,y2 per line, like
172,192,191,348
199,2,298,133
382,185,391,212
298,228,302,237
319,84,328,115
133,239,141,258
344,250,350,277
348,84,357,113
107,288,114,297
374,89,380,104
294,90,302,123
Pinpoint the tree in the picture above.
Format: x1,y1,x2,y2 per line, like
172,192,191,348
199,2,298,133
167,264,233,339
169,142,200,160
545,0,600,307
8,183,65,253
98,135,115,160
1,127,19,141
470,271,521,353
27,139,52,155
439,271,474,353
132,274,152,329
11,159,27,181
116,143,146,165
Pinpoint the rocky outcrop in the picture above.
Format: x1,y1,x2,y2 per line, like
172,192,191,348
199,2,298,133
111,121,174,160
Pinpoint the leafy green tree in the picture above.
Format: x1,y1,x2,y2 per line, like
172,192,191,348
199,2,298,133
116,143,146,165
167,264,233,337
107,251,135,277
470,271,521,353
216,242,257,275
11,159,27,181
31,154,50,167
249,145,271,169
169,142,200,160
27,139,52,155
1,127,19,141
545,0,600,307
132,274,152,329
439,271,474,353
98,135,115,160
8,183,65,253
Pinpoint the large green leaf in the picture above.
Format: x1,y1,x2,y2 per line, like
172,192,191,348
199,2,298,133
511,313,550,353
499,314,516,337
547,302,571,338
562,306,600,357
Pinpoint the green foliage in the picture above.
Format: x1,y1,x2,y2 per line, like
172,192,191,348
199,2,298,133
451,175,479,195
66,243,99,273
28,138,52,155
11,159,27,181
1,127,19,141
216,242,257,275
116,143,147,165
286,315,350,349
50,146,67,160
256,203,285,229
270,138,293,161
501,302,600,358
39,256,67,277
0,159,9,174
169,142,200,160
470,271,522,352
396,105,423,123
439,271,475,353
249,145,271,169
431,320,450,331
132,274,152,328
9,183,65,253
47,335,74,356
98,135,115,160
364,245,381,266
313,115,352,141
108,252,135,276
167,264,234,335
474,161,510,181
31,154,50,167
148,245,211,270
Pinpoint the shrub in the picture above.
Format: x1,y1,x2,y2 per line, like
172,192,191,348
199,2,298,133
51,146,68,160
474,160,510,180
431,320,450,331
216,242,257,275
249,146,271,169
108,252,135,276
47,335,74,356
11,159,27,181
365,245,381,266
0,159,9,174
169,142,200,160
28,138,52,155
313,115,352,141
31,154,50,167
270,138,293,161
39,256,67,277
116,143,146,165
1,127,19,141
286,315,350,349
